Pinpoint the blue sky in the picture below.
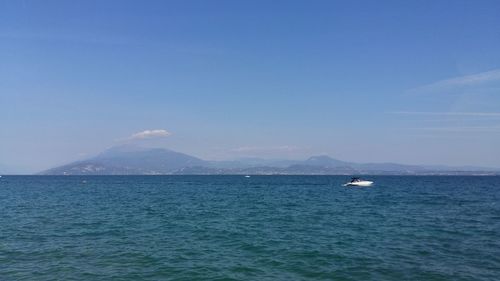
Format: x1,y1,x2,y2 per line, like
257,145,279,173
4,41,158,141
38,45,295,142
1,0,500,173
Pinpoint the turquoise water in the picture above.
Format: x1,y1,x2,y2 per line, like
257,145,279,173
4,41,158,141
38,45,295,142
0,176,499,280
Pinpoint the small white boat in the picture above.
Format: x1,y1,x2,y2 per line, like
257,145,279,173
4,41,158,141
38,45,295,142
244,175,251,178
343,177,373,187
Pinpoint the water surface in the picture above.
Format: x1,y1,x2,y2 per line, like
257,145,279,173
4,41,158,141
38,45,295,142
1,176,499,280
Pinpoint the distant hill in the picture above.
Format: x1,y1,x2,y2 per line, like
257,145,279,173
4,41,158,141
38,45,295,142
303,155,349,167
40,145,500,175
40,145,206,175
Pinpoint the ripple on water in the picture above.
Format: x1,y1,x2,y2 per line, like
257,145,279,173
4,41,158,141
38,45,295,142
0,175,499,280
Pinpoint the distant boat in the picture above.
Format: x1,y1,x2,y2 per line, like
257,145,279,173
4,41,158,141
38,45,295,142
343,177,373,187
244,175,251,178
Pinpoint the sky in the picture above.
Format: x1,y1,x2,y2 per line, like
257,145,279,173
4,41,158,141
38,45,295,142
1,0,500,173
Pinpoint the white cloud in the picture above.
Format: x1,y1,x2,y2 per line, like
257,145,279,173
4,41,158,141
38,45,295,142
232,145,301,153
410,69,500,93
129,129,171,140
411,126,500,133
389,111,500,117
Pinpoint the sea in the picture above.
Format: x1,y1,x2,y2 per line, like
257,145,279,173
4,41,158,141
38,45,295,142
0,175,499,281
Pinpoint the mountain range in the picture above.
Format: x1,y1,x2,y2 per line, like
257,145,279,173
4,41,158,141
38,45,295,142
39,145,500,175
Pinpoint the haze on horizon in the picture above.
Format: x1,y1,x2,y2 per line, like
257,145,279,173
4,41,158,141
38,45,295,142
1,0,500,174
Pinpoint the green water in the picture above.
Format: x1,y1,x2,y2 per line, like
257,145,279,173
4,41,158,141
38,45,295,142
0,176,499,280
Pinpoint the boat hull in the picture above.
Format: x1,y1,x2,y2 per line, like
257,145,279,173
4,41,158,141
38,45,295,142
344,181,373,187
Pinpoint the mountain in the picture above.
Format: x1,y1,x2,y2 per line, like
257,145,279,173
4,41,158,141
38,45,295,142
40,145,206,175
40,145,500,175
303,155,348,166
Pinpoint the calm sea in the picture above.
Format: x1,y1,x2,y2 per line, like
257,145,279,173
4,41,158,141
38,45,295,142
0,176,499,280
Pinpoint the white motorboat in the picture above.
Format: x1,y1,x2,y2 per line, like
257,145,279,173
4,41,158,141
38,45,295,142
343,177,373,187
